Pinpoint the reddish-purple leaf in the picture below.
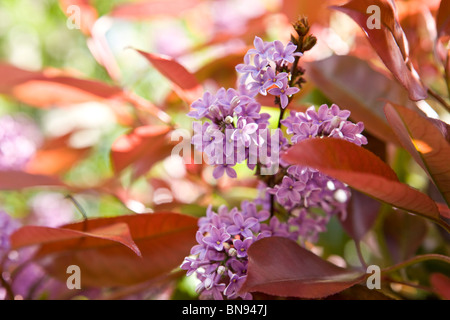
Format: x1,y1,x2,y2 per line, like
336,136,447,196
304,55,418,145
385,103,450,209
0,171,66,190
16,213,198,287
438,203,450,219
430,273,450,300
0,64,124,108
241,237,365,298
11,222,141,257
436,0,450,37
325,285,393,300
134,50,203,104
341,189,381,241
428,117,450,143
283,138,443,224
435,0,450,83
383,209,428,263
110,125,174,176
331,0,427,101
110,0,200,20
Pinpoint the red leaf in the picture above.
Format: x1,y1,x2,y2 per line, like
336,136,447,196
428,117,450,143
27,147,90,176
385,103,450,209
0,64,124,108
26,134,91,175
110,125,174,176
282,138,443,224
58,1,121,80
11,222,141,257
59,0,98,36
280,0,333,25
110,0,200,20
435,0,450,81
304,55,417,145
195,52,244,92
16,213,198,287
0,171,66,190
331,0,427,101
241,237,365,298
436,0,450,37
430,273,450,300
438,203,450,219
134,50,203,104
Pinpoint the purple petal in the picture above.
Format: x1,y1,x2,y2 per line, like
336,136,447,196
280,94,288,109
213,165,225,179
225,166,237,178
244,123,258,135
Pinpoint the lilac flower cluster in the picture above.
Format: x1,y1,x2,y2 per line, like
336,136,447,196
181,201,304,300
236,36,301,108
258,104,368,239
182,35,369,300
0,115,42,170
275,105,367,205
1,194,75,300
27,192,74,228
189,88,285,178
188,36,303,179
281,104,367,146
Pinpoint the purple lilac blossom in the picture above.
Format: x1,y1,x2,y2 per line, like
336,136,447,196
0,211,20,260
180,202,292,300
272,40,303,64
247,36,275,60
259,103,367,232
236,36,301,105
2,198,78,300
188,87,274,178
267,77,300,109
0,115,42,170
282,104,367,146
27,192,74,228
188,36,305,178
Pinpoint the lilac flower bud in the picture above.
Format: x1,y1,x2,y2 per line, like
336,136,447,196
228,247,237,257
217,265,226,276
224,115,234,124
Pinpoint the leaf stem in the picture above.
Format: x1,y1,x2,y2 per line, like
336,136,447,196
124,91,174,126
427,88,450,112
0,256,14,300
432,216,450,233
355,241,368,269
381,253,450,275
0,272,14,300
65,194,88,232
384,276,435,294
